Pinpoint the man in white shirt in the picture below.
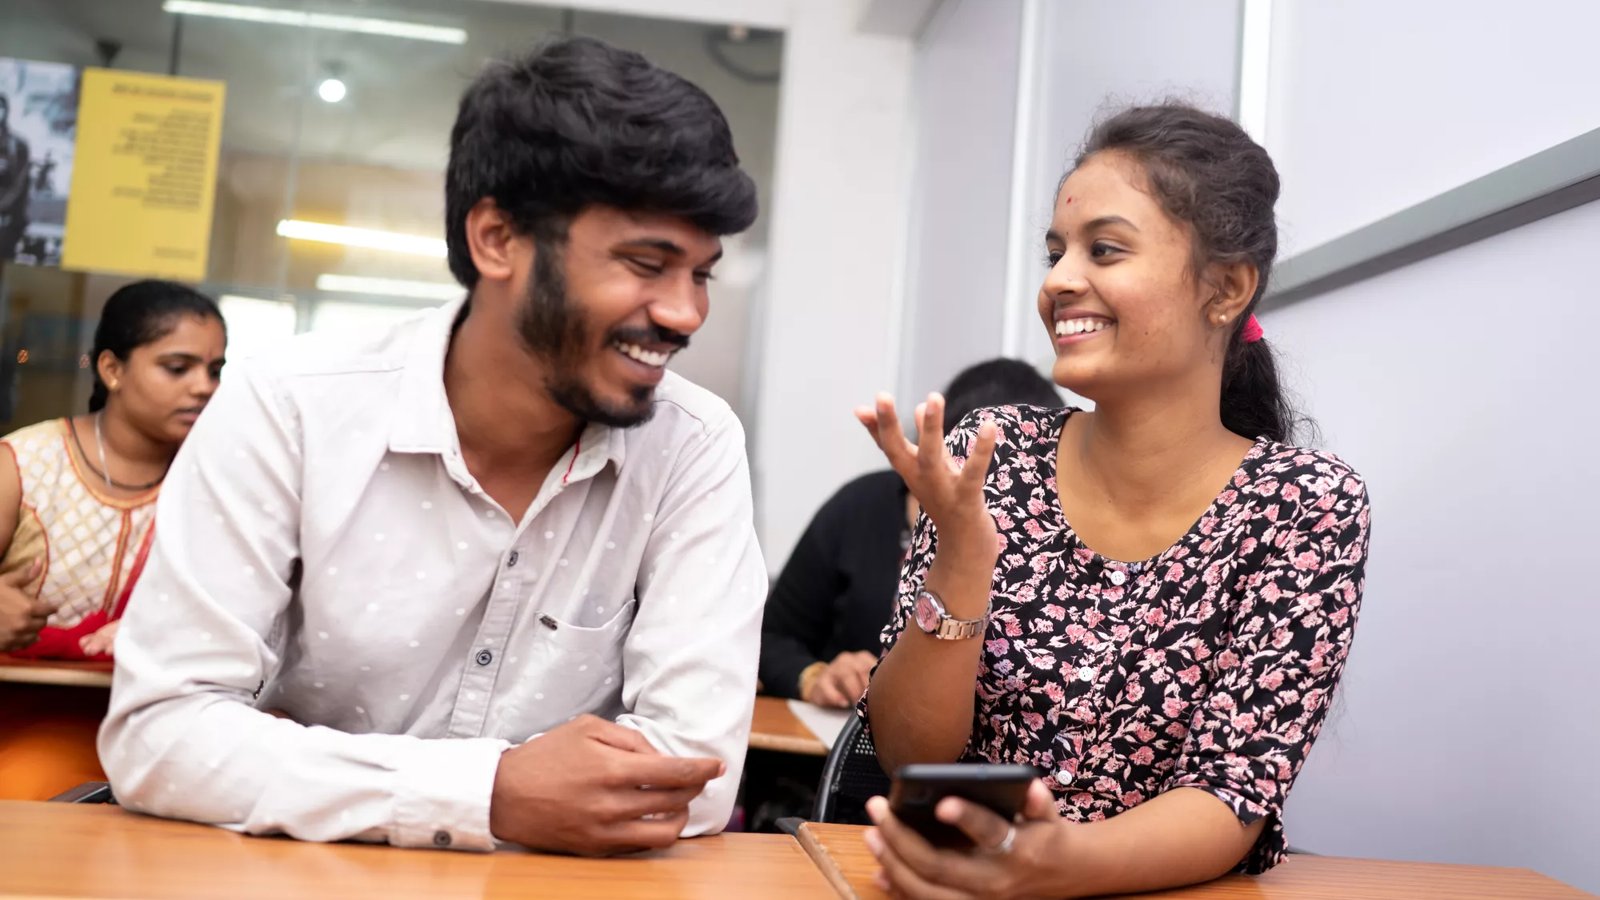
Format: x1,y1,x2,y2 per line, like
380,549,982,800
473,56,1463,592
98,36,765,856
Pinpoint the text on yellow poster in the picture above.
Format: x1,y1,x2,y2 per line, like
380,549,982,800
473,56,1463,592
61,68,225,282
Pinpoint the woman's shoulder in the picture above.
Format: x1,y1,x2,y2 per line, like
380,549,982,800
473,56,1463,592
952,403,1072,448
1243,441,1370,524
1253,442,1365,490
1,417,69,451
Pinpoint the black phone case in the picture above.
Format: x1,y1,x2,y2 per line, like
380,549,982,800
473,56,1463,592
888,764,1039,850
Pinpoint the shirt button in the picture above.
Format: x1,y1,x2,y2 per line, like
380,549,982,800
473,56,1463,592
475,649,493,666
433,830,452,847
1108,569,1127,586
507,551,519,567
1077,666,1096,682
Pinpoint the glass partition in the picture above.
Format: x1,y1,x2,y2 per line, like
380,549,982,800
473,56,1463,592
0,0,780,426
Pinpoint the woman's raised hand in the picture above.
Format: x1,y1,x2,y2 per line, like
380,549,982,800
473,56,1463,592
853,392,999,553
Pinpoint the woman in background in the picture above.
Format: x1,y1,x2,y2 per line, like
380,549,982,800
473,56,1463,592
761,358,1062,708
0,279,225,659
856,103,1370,897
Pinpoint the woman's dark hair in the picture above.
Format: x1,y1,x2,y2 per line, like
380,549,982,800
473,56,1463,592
445,36,759,288
943,358,1062,432
89,280,222,413
1074,102,1304,443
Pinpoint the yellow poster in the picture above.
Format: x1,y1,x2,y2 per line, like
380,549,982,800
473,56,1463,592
60,68,224,281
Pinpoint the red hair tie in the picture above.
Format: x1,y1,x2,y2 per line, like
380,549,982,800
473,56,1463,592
1240,314,1264,344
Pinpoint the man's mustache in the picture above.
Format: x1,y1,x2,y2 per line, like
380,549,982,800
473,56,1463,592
609,324,690,351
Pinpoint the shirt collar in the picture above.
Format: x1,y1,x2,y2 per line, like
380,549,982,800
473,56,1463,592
387,297,465,456
562,419,628,484
387,297,628,480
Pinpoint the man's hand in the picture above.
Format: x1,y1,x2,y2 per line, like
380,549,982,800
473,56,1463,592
0,560,52,652
489,714,724,856
801,650,877,708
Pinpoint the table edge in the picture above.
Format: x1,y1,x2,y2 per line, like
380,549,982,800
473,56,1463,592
796,823,860,900
0,665,114,687
749,732,829,756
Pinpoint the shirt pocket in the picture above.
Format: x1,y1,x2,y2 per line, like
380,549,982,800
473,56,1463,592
541,598,638,651
536,599,637,715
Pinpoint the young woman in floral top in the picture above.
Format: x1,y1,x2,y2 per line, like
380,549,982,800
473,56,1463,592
854,103,1371,899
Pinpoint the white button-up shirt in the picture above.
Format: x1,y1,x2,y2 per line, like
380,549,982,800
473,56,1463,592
98,299,766,851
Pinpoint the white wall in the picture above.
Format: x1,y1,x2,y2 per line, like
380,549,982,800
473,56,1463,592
1266,0,1600,256
1265,196,1600,894
1261,6,1600,889
897,0,1023,401
751,0,916,567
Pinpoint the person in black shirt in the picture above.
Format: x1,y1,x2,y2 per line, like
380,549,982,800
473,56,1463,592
759,358,1060,707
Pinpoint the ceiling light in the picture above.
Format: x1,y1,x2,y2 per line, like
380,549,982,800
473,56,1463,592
162,1,467,45
276,220,447,258
316,274,462,301
316,77,346,103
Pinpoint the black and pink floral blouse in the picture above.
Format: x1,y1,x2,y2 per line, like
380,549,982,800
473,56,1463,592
871,405,1370,872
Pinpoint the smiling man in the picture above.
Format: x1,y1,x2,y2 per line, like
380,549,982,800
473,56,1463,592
98,37,763,856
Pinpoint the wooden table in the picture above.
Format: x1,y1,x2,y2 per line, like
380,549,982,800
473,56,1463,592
0,656,113,688
794,822,1594,899
749,695,829,756
0,801,839,899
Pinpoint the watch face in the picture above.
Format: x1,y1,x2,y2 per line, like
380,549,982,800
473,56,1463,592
914,592,940,633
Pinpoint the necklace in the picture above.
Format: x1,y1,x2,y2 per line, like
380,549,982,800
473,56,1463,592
73,414,166,492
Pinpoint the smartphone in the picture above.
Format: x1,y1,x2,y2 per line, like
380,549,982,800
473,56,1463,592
888,763,1039,850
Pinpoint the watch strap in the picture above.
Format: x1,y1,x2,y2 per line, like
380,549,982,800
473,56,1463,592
934,614,987,640
917,588,989,641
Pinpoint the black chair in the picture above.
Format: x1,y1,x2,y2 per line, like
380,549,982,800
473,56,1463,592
810,711,891,825
49,781,115,804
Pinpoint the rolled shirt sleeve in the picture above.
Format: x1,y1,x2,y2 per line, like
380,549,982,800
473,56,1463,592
616,411,766,835
1165,472,1371,872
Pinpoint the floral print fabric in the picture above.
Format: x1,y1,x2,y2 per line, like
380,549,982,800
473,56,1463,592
873,405,1370,872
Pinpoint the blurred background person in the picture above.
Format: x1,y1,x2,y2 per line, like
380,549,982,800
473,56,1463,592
0,278,224,802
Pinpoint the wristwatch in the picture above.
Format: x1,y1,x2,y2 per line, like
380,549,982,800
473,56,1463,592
911,588,989,640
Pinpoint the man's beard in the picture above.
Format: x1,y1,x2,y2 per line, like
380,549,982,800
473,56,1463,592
517,239,684,429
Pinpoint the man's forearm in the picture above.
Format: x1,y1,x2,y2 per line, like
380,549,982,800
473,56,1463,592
101,618,510,850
